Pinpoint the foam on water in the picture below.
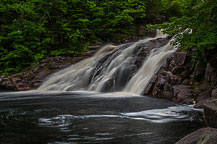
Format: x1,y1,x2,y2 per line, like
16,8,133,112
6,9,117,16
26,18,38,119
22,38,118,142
38,30,174,95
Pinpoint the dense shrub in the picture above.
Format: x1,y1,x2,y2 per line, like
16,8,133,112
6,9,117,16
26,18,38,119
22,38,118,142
0,0,160,74
149,0,217,61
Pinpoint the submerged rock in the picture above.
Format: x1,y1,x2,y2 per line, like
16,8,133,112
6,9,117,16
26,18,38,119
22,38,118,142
176,127,217,144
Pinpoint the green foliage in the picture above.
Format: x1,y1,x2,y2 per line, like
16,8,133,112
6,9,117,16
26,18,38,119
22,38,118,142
149,0,217,60
1,0,160,74
3,0,196,74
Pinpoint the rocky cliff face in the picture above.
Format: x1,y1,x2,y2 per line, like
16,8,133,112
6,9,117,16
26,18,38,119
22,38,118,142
144,51,217,108
144,51,217,143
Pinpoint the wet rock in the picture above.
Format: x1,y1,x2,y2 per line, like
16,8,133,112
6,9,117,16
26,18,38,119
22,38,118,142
162,91,173,99
143,51,189,101
174,52,187,66
203,99,217,128
182,79,191,85
16,83,30,91
193,82,212,108
88,45,101,50
171,66,183,74
173,85,194,104
173,85,191,96
191,61,206,81
181,61,195,78
143,75,157,95
200,83,211,92
166,71,181,85
0,54,95,90
147,37,171,48
205,48,217,70
168,59,176,71
145,48,217,109
205,63,217,85
36,69,52,80
158,77,166,87
176,127,217,144
194,91,211,108
84,50,97,56
212,88,217,99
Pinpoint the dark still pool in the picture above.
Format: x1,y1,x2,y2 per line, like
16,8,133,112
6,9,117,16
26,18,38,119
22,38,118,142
0,91,203,144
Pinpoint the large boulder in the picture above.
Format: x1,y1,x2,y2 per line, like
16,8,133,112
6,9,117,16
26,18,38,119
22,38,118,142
174,52,187,66
205,63,217,85
194,91,210,108
143,51,196,104
173,85,194,104
203,99,217,128
212,88,217,99
191,61,206,81
176,127,217,144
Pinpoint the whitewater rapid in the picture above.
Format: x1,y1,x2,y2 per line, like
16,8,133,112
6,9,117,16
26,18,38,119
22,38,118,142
38,30,176,95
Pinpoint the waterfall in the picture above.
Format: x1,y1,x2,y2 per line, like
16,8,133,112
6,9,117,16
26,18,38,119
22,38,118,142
38,30,176,95
124,40,176,94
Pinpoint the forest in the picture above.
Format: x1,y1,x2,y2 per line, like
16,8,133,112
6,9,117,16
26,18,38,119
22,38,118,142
1,1,217,143
0,0,216,74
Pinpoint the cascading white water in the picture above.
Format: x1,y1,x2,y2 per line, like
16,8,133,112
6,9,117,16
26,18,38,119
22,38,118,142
124,38,177,94
38,30,176,94
38,45,117,91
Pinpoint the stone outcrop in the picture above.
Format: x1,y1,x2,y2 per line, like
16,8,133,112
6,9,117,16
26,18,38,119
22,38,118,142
205,63,217,86
176,127,217,144
144,52,196,104
0,50,97,91
203,99,217,128
144,51,217,108
212,88,217,99
143,51,217,143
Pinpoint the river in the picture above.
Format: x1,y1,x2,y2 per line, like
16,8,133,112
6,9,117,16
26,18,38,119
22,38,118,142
0,91,203,144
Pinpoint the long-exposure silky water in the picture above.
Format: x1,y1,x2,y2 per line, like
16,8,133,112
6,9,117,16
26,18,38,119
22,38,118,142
38,30,174,94
0,30,204,144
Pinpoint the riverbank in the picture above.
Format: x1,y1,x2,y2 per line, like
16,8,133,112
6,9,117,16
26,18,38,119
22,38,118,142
144,50,217,143
1,36,217,143
0,46,99,91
